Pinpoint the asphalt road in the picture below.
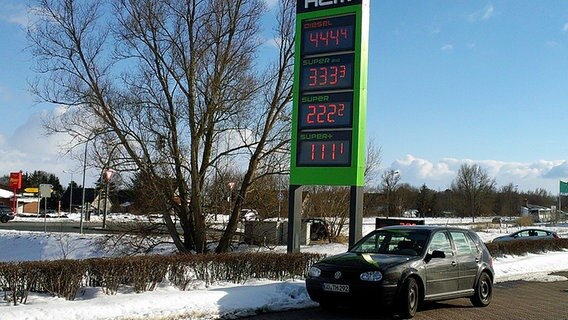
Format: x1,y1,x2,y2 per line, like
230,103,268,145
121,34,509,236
243,275,568,320
0,220,115,234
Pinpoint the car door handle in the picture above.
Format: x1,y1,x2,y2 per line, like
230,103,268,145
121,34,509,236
451,261,457,267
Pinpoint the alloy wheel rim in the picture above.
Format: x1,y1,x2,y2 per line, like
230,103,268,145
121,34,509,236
409,286,417,310
481,279,490,301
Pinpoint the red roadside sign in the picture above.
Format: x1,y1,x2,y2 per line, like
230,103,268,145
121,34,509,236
9,171,22,189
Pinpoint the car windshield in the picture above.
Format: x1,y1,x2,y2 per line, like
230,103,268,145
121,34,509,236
350,229,428,256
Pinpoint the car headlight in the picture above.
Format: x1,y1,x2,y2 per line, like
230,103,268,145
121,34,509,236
360,271,383,282
308,266,322,277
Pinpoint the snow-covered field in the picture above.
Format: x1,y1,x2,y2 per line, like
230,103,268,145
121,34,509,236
1,215,568,320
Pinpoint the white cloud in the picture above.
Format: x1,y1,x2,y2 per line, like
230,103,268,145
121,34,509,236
482,4,495,20
0,107,82,185
382,155,565,194
546,41,559,47
0,4,30,28
440,44,454,51
563,23,568,32
264,36,282,48
263,0,278,10
469,4,496,22
427,26,441,35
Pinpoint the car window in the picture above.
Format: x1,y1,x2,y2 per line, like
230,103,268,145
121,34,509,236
351,230,427,256
516,230,531,238
450,231,478,256
535,230,548,237
355,232,387,253
429,231,452,254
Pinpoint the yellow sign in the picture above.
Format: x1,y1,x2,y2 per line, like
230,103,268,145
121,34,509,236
24,187,39,193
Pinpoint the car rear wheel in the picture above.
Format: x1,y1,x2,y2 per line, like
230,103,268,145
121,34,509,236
318,301,336,310
471,272,492,307
399,277,419,318
0,215,8,223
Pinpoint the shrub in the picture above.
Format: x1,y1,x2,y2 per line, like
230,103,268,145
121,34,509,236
486,238,568,257
0,252,325,303
516,216,534,226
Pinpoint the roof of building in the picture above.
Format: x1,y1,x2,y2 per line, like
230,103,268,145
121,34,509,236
0,187,13,199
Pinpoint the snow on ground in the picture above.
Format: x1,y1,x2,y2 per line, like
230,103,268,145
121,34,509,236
1,215,568,319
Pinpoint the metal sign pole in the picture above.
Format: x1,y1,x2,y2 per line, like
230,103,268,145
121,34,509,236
287,185,304,253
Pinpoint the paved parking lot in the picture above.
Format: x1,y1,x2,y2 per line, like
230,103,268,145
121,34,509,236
245,275,568,320
412,278,568,320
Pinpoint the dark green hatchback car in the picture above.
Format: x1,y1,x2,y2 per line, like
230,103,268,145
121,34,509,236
305,225,494,318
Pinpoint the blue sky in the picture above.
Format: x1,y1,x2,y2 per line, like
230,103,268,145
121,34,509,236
0,1,567,194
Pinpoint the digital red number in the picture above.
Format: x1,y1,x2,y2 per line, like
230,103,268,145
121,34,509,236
327,104,336,123
310,143,316,161
329,66,339,85
309,68,318,87
308,142,345,162
318,67,328,85
306,105,316,124
340,28,348,42
319,31,329,47
308,28,349,49
339,65,346,78
329,29,338,46
309,32,319,48
308,65,347,88
304,102,348,126
316,104,326,123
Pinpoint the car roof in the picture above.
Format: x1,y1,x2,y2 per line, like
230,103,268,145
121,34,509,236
379,225,469,232
515,228,554,233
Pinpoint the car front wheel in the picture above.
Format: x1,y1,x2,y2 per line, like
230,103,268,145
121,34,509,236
399,277,419,318
0,215,8,223
471,272,493,307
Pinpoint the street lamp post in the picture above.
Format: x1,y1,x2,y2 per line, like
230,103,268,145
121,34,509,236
228,182,235,216
102,168,115,229
63,170,74,215
80,138,90,233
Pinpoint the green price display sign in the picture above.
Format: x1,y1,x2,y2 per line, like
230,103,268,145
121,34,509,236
290,0,369,186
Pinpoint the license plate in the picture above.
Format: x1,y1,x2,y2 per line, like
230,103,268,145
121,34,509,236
323,283,349,293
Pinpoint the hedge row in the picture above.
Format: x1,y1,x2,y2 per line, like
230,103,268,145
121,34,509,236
0,252,324,305
486,238,568,257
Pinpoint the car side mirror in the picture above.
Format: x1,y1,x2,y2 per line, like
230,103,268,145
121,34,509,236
425,249,446,262
431,250,446,259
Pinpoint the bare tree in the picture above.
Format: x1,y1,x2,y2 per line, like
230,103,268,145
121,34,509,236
495,183,520,216
416,184,436,217
302,186,350,241
28,0,296,253
364,138,382,187
380,169,400,217
451,164,496,222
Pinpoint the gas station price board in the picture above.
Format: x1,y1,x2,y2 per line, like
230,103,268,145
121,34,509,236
291,0,369,186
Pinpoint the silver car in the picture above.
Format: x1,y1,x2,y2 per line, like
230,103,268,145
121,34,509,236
492,228,559,243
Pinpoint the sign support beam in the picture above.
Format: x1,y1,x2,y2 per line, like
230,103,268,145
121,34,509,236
287,185,304,253
349,185,364,249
